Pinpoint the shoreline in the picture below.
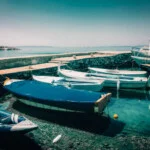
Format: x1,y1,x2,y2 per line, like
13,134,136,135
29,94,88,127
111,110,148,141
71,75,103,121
0,50,130,60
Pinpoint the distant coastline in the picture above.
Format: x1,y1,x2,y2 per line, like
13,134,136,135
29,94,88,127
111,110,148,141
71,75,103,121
0,46,20,51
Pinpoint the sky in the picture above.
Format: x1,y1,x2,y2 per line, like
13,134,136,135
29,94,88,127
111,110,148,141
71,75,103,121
0,0,150,46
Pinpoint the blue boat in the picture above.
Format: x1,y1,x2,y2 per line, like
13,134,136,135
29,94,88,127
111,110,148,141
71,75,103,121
3,78,111,114
0,109,37,133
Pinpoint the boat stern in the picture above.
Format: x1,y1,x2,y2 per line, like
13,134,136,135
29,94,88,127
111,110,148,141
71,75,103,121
3,77,11,86
3,78,23,87
94,93,111,114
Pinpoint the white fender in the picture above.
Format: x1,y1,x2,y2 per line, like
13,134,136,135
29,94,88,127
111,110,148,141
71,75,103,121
117,79,120,91
14,114,19,124
52,134,62,143
11,113,15,123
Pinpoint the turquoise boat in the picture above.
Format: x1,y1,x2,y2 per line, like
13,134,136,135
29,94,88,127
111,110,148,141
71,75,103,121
3,78,111,114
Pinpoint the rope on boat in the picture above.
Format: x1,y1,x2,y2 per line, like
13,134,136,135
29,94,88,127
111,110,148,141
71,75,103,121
117,78,120,91
106,104,110,117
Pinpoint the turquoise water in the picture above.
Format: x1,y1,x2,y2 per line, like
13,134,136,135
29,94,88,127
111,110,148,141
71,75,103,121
105,94,150,136
0,46,132,58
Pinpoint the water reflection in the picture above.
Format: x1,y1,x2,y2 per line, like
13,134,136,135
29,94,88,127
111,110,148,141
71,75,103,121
103,88,150,100
103,88,150,136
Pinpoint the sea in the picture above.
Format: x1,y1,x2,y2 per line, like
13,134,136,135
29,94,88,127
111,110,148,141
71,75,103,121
0,46,150,150
0,46,133,58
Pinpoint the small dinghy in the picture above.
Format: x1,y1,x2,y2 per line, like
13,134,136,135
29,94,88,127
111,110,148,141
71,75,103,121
88,67,147,77
3,78,111,114
0,110,37,133
58,67,149,89
32,75,104,92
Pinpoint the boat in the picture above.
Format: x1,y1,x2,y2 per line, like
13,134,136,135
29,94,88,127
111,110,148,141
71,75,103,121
32,75,104,92
131,46,150,57
3,78,111,114
141,64,150,72
131,56,150,65
58,67,149,89
88,67,147,77
0,109,37,133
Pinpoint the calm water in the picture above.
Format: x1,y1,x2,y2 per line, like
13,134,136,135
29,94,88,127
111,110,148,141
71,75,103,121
0,46,132,58
103,89,150,136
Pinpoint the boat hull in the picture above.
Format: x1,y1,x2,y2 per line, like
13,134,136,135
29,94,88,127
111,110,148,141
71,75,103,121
16,92,111,114
0,110,37,133
32,75,104,92
131,56,150,65
70,82,103,91
4,79,111,114
58,69,148,89
103,79,147,89
88,67,147,77
131,50,150,57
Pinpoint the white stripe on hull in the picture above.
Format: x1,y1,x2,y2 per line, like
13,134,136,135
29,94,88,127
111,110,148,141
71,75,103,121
18,99,91,113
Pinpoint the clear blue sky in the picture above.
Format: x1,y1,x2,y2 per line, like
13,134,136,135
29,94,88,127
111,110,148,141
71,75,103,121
0,0,150,46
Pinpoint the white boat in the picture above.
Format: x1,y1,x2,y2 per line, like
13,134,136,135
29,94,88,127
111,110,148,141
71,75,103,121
58,67,149,89
88,67,147,77
131,56,150,65
32,75,104,92
0,110,37,133
132,46,150,57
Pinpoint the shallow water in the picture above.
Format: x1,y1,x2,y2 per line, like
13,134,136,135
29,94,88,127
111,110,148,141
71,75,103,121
0,87,150,150
105,93,150,136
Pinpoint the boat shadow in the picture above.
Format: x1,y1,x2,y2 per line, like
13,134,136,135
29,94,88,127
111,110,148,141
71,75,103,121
0,133,41,150
12,101,125,137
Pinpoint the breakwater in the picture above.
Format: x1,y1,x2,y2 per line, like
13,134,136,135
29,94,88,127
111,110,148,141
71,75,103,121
0,51,131,80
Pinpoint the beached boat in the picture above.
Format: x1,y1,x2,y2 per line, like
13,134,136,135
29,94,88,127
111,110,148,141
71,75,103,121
88,67,147,77
131,56,150,65
32,75,104,92
58,67,149,89
0,109,37,133
3,78,111,114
